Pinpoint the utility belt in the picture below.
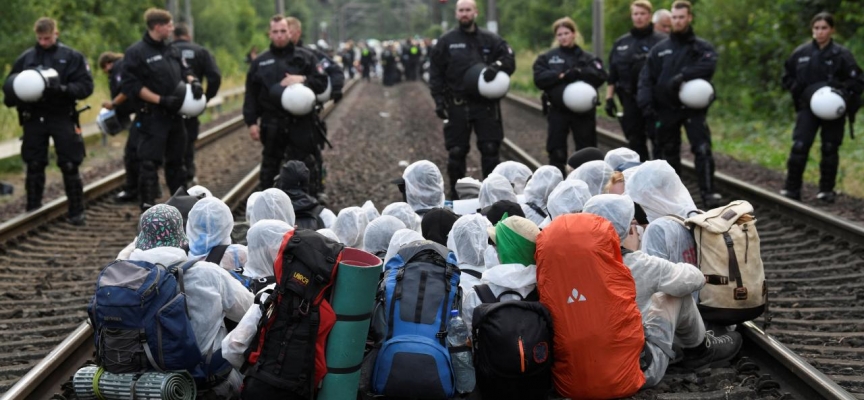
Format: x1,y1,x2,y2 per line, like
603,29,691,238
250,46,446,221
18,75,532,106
448,95,493,107
137,103,180,119
18,107,75,125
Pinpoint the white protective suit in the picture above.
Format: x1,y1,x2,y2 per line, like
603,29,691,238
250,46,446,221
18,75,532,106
316,228,340,242
604,147,640,170
582,194,706,387
382,202,422,232
625,160,698,222
539,179,592,228
462,263,538,332
642,217,698,264
187,185,213,198
244,220,293,279
186,197,247,271
521,166,563,226
478,173,518,209
363,215,406,258
249,188,295,226
447,214,491,293
245,192,261,224
383,228,425,265
403,160,446,212
129,246,252,394
333,207,370,248
455,177,482,199
491,161,533,194
362,200,380,222
567,160,614,196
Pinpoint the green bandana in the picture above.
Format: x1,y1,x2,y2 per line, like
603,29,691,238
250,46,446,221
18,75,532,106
495,218,536,266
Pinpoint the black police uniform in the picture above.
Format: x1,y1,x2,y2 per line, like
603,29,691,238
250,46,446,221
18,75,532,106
533,45,608,175
305,41,345,196
242,42,328,191
638,26,719,203
3,41,93,218
781,39,863,199
360,47,376,81
121,32,195,208
381,48,400,86
173,38,222,185
404,42,422,81
342,47,356,79
608,24,666,161
429,23,516,199
106,58,141,199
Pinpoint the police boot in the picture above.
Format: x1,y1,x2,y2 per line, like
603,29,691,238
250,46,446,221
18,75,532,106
694,144,721,209
60,164,86,225
24,165,46,212
818,142,840,204
138,161,160,211
679,331,743,370
783,140,808,201
164,162,188,198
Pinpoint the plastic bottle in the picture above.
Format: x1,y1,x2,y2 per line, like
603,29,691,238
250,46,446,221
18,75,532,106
447,309,476,394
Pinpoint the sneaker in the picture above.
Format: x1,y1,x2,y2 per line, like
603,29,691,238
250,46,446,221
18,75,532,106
816,191,836,204
780,189,801,201
701,192,723,209
115,190,138,203
68,213,87,226
679,330,743,370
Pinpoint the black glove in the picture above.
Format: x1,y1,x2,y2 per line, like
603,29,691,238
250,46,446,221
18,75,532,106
668,74,685,93
160,94,184,113
435,105,448,120
190,80,204,100
331,91,343,103
563,68,581,83
44,76,66,95
483,63,500,82
605,98,618,118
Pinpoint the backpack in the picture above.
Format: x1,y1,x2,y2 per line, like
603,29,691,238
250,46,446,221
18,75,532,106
471,285,553,400
535,213,646,399
678,200,766,325
295,204,326,230
241,229,344,399
370,241,461,399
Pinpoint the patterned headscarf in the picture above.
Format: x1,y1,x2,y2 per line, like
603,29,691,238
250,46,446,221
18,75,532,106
135,204,189,251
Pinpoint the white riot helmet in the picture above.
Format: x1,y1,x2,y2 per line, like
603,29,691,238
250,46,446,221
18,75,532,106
810,86,846,121
12,68,59,102
678,78,715,109
464,63,510,100
316,77,332,103
563,81,598,113
178,83,207,117
96,108,126,136
281,83,316,116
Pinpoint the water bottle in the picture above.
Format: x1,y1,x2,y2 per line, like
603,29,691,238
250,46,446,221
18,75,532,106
447,309,475,394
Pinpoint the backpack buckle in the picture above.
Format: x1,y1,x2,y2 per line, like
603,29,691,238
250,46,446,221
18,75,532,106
298,298,310,315
733,287,748,300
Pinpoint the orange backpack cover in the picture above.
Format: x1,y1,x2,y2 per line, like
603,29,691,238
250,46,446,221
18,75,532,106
535,214,645,399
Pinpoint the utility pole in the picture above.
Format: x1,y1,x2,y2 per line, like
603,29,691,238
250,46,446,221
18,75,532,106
183,0,193,36
486,0,498,33
592,0,604,60
166,0,178,17
275,0,285,15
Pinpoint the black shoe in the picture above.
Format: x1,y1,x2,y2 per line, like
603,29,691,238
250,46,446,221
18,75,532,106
780,189,801,201
680,330,743,370
68,212,86,226
816,191,836,204
701,192,723,209
116,190,138,203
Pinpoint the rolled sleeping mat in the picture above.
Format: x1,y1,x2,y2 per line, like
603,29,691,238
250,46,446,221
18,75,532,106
317,247,383,400
73,364,197,400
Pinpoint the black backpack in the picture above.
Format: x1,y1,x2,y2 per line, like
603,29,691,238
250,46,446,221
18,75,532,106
240,230,344,399
471,285,554,400
295,204,326,230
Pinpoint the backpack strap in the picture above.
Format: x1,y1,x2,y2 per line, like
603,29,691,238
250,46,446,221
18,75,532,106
723,232,747,300
524,288,540,302
474,284,497,304
525,201,547,218
621,247,634,256
205,245,229,264
311,204,326,229
495,290,525,301
461,269,482,279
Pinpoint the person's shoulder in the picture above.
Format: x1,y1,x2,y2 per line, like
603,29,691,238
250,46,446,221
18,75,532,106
57,43,86,58
15,46,35,61
613,32,632,44
693,36,715,49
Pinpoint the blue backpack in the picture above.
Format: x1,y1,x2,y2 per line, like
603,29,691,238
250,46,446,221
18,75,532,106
371,241,461,399
87,258,232,387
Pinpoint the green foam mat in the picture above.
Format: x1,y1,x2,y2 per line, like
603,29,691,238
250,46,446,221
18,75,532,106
73,365,196,400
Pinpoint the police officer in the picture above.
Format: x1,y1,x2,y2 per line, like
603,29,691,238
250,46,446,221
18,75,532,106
404,39,422,81
98,52,140,202
429,0,516,199
243,15,328,191
359,41,376,81
533,17,608,176
653,9,672,35
637,0,722,208
606,0,666,161
173,23,222,187
781,12,863,203
3,17,93,224
381,42,401,86
342,40,356,79
121,8,201,210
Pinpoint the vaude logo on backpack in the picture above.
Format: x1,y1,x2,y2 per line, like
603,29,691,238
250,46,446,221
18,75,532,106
241,229,344,399
471,285,553,400
684,200,766,325
88,259,202,374
371,240,461,399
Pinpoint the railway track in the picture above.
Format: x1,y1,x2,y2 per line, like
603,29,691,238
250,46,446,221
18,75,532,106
501,94,863,399
0,80,356,400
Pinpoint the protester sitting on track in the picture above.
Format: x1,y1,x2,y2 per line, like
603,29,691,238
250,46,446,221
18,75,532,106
421,207,459,246
362,200,380,222
539,179,592,228
363,215,406,259
245,192,261,225
130,204,253,396
463,215,540,332
491,161,533,194
482,199,525,267
222,220,294,369
605,147,641,171
448,213,492,293
276,160,336,230
248,188,296,226
566,147,605,172
383,228,425,265
187,197,247,270
567,160,615,196
316,228,340,242
382,201,422,232
403,160,445,216
642,216,698,264
479,173,518,211
583,194,742,386
625,160,698,222
333,206,369,248
187,185,213,198
605,171,626,195
455,176,483,199
521,165,564,226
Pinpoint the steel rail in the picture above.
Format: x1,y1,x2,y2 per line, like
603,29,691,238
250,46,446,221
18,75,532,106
502,93,858,400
